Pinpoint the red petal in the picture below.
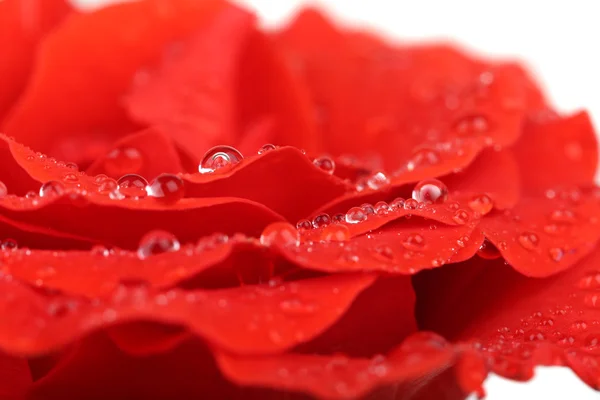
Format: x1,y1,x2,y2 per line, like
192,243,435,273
415,250,600,389
86,128,184,179
0,0,72,122
276,9,545,172
2,0,225,163
183,147,349,221
480,189,600,277
0,273,375,356
0,351,31,400
215,332,454,400
513,111,598,193
1,194,283,249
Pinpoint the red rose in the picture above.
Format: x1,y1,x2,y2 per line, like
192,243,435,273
0,0,599,399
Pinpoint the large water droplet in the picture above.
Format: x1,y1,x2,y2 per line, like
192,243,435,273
199,145,243,173
412,179,448,204
452,209,469,225
260,222,300,247
0,181,6,198
313,156,335,175
137,230,180,259
477,239,502,260
321,224,350,242
312,213,331,229
402,233,425,251
345,207,367,224
468,194,494,215
518,232,539,251
39,181,65,198
117,174,148,198
104,146,142,176
146,173,184,204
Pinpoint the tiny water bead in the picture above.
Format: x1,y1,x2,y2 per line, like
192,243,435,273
117,174,148,198
104,146,143,176
296,219,312,231
549,247,565,262
412,179,448,204
313,156,335,175
257,144,276,155
549,209,577,224
62,173,79,183
321,224,351,242
0,181,7,198
199,145,243,173
477,240,502,260
260,222,300,247
345,207,367,224
39,181,65,198
402,233,425,251
312,213,331,229
137,230,181,259
454,114,490,135
452,209,470,225
468,194,494,215
518,232,539,251
146,173,185,204
403,198,419,211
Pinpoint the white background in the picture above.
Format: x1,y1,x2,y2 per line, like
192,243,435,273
72,0,600,398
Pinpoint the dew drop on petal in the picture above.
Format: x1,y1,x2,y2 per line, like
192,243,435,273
257,144,276,155
312,213,331,229
549,247,564,262
549,209,576,224
97,178,119,196
321,224,351,242
62,173,79,183
1,239,18,251
477,239,502,260
518,232,539,251
456,235,470,248
578,271,600,290
408,148,440,170
390,197,405,210
39,181,65,198
117,174,148,198
366,171,390,190
452,209,469,225
137,230,180,259
454,115,490,135
402,233,425,251
468,194,494,215
313,156,335,175
94,174,109,185
104,146,143,176
0,181,6,198
296,219,312,231
146,173,185,204
345,207,367,224
331,213,345,223
361,203,375,215
404,198,419,210
260,222,300,247
374,201,390,215
412,179,448,204
199,145,243,173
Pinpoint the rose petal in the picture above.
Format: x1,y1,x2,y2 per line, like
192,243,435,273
215,332,454,400
183,146,349,221
513,111,598,193
2,0,225,163
0,273,375,356
86,128,184,179
0,351,31,400
1,194,283,249
0,0,73,122
276,9,545,171
414,250,600,389
480,189,600,277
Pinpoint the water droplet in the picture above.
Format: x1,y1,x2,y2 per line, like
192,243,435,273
104,146,142,176
321,224,350,242
97,178,119,197
312,213,331,228
260,222,300,247
452,209,469,225
279,299,317,314
374,201,390,215
456,235,470,248
477,239,501,260
361,203,375,215
137,230,180,259
117,174,148,198
296,219,312,231
403,198,418,210
0,181,6,198
408,148,440,170
1,239,18,251
199,145,243,173
412,179,448,204
549,247,564,262
549,209,576,224
570,321,588,333
62,173,79,183
257,144,276,154
390,197,405,211
65,162,78,170
366,172,390,190
39,181,65,198
468,194,494,215
402,233,425,251
345,207,367,224
313,156,335,175
146,173,184,204
94,174,109,184
373,245,395,261
524,329,546,342
518,232,539,251
584,293,600,309
454,115,490,135
578,271,600,290
331,213,345,223
543,223,560,235
91,245,112,257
